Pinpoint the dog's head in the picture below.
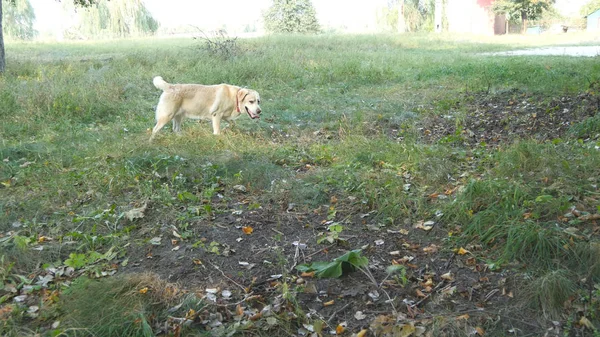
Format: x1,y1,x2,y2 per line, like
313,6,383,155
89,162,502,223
237,88,262,119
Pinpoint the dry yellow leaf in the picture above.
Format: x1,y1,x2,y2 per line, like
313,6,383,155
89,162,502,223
138,287,149,294
336,324,345,335
324,300,335,306
457,247,470,255
399,323,416,337
579,316,594,330
416,289,427,297
356,329,368,337
38,236,52,243
441,272,454,281
475,326,485,335
423,244,438,253
301,271,315,278
236,304,244,316
185,309,196,320
456,314,470,321
242,226,254,234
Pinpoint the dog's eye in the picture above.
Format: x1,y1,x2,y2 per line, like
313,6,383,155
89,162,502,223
249,100,255,104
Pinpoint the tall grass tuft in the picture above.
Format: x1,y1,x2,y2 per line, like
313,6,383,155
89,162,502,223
525,270,576,319
60,273,192,337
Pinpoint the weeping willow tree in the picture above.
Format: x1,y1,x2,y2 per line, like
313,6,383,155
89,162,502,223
403,0,435,32
1,0,36,40
67,0,158,38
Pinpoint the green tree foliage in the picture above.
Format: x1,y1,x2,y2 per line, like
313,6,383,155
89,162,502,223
68,0,158,38
403,0,435,32
1,0,36,40
492,0,555,33
263,0,320,34
581,0,600,16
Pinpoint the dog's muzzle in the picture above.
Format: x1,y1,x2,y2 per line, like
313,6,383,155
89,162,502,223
246,106,261,119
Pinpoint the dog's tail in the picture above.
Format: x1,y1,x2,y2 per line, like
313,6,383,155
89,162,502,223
153,76,170,91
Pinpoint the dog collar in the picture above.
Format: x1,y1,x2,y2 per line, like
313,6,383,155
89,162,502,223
236,95,241,113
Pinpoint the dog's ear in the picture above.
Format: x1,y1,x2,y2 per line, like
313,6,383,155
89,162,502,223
237,88,249,103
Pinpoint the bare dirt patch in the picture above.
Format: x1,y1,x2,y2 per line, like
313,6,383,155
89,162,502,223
122,195,523,335
420,91,599,146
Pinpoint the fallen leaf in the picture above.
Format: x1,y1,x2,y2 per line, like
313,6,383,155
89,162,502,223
441,272,454,281
423,244,438,253
185,308,196,320
414,220,434,231
336,323,345,335
235,304,244,316
399,323,416,337
192,258,202,265
457,247,470,255
242,226,254,234
475,326,485,335
139,287,149,294
416,289,427,297
323,300,335,306
456,314,470,320
124,203,147,221
356,329,368,337
38,236,53,243
579,214,600,221
354,311,367,320
579,316,594,330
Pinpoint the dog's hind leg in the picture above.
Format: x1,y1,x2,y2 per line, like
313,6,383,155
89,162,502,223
150,115,172,142
150,100,177,142
172,114,183,133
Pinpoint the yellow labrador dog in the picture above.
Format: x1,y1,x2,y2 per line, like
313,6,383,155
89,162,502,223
150,76,262,141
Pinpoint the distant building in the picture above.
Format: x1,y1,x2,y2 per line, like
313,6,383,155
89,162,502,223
585,8,600,32
445,0,506,35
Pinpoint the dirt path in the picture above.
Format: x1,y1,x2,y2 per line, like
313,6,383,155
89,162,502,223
481,45,600,57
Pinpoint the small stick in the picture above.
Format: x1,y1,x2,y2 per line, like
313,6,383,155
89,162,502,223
307,244,337,258
326,303,352,325
208,261,247,293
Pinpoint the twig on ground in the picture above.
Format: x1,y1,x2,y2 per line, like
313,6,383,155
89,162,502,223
271,228,284,236
208,261,247,293
211,293,258,307
307,244,337,258
326,302,352,325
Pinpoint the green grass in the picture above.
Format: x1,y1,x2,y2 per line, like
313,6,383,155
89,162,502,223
1,33,600,335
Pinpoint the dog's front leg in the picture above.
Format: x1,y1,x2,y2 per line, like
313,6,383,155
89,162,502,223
211,117,221,135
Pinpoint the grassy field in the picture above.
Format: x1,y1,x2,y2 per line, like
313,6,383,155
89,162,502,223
1,33,600,336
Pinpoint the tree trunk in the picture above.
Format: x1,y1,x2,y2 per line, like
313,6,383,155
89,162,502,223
521,10,528,34
397,0,405,33
0,0,5,73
